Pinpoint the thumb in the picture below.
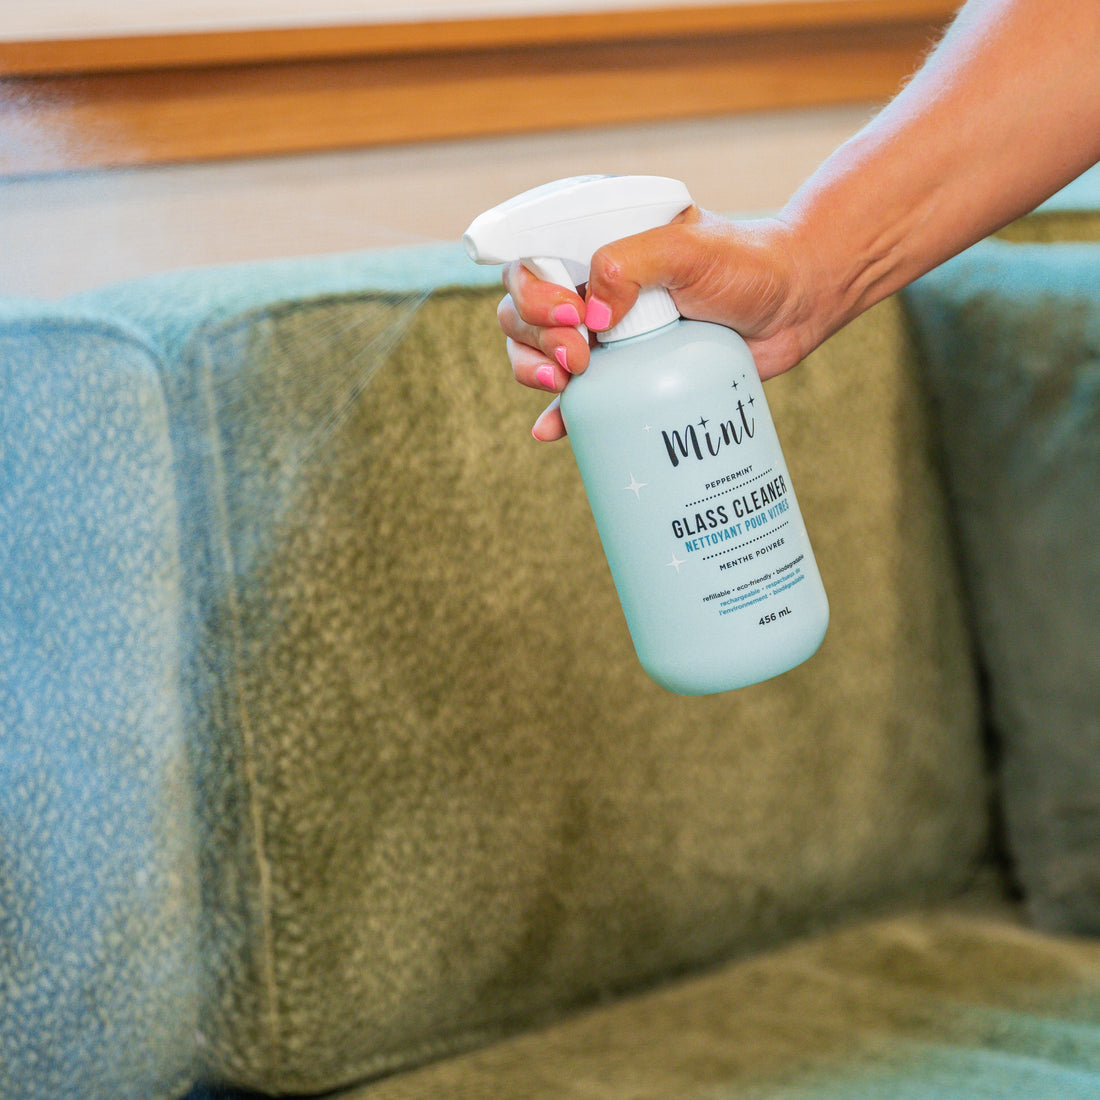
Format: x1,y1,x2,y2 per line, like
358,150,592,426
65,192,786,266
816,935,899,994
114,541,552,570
583,206,704,333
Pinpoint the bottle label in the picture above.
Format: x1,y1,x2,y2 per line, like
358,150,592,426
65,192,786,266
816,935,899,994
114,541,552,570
600,372,817,630
656,461,808,622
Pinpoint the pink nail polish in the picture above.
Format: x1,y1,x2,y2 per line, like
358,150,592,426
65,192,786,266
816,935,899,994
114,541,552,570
552,303,582,326
535,364,556,390
554,346,570,372
585,297,612,331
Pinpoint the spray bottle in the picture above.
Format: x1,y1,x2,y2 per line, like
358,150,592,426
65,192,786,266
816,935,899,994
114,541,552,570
464,175,828,695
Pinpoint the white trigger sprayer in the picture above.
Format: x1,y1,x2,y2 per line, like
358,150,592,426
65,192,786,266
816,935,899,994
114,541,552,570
463,174,692,343
463,175,829,695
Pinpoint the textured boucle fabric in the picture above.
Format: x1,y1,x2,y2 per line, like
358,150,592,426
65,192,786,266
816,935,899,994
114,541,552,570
346,902,1100,1099
997,209,1100,245
0,305,200,1099
87,243,988,1095
903,241,1100,934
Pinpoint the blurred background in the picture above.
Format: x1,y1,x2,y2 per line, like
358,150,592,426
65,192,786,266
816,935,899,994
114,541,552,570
0,0,957,297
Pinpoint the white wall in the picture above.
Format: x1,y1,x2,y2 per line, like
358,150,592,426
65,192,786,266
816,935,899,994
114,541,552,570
0,105,875,298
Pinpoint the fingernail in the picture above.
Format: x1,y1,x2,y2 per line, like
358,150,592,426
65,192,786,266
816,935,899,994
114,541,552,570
585,297,612,331
552,303,582,326
535,364,556,390
553,346,570,373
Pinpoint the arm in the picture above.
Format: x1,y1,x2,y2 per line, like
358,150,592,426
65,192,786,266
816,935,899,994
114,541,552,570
502,0,1100,440
781,0,1100,352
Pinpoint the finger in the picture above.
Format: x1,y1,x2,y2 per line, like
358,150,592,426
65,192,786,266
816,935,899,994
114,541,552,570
507,337,570,394
498,293,592,376
502,261,587,328
531,396,567,442
584,206,706,333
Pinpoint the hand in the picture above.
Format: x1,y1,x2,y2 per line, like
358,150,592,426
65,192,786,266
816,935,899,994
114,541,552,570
497,207,818,441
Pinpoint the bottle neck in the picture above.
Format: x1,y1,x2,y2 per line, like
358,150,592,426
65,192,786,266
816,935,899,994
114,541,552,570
597,286,680,343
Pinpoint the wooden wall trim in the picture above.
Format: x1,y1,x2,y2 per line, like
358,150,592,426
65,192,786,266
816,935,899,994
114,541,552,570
0,1,956,177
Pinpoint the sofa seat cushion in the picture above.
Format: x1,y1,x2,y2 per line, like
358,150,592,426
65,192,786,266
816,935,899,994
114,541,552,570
343,902,1100,1100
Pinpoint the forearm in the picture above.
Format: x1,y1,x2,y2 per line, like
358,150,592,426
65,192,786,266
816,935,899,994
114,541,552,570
501,0,1100,433
780,0,1100,345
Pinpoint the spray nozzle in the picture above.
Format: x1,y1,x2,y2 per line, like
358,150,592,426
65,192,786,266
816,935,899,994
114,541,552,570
462,174,692,343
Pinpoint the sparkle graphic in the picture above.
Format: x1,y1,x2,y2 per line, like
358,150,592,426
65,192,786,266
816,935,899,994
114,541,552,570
642,424,653,433
698,417,709,430
731,378,739,390
623,473,647,499
667,553,687,573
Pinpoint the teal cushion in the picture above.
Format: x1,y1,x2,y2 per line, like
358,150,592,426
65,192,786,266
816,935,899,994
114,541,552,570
903,241,1100,933
0,304,200,1099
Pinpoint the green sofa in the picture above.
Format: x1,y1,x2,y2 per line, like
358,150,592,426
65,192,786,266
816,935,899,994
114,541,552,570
3,184,1100,1100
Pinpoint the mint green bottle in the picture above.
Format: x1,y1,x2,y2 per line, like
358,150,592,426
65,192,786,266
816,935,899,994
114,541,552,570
465,175,828,694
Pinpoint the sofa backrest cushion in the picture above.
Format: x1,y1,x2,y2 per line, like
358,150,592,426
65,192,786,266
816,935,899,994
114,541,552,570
904,239,1100,936
83,246,988,1094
